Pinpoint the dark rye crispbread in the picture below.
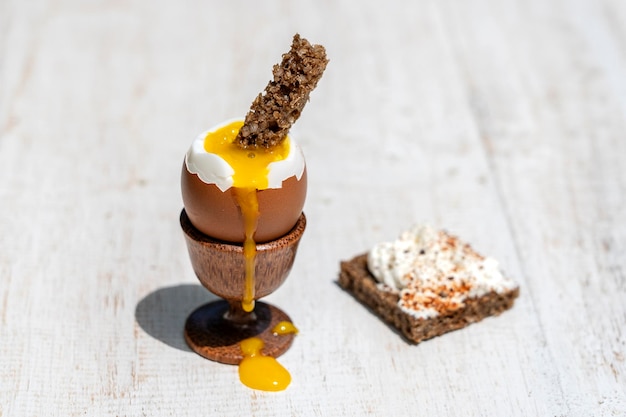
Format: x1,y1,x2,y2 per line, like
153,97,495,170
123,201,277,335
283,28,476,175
338,254,520,344
235,33,328,149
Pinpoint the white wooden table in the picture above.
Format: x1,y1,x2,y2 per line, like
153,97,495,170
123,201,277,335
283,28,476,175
1,0,625,415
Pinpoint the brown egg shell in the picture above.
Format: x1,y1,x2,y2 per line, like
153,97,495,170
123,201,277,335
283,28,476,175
181,162,307,243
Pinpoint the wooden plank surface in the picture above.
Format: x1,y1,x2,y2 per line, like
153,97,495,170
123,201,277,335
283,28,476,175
1,0,625,415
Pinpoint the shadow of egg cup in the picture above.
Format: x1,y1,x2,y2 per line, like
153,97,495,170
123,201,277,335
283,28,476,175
180,209,306,365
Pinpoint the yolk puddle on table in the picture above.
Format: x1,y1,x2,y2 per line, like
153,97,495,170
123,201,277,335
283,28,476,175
239,323,298,391
238,337,291,391
203,121,290,312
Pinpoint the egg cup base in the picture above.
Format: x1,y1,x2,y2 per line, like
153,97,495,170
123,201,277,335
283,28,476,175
184,300,295,365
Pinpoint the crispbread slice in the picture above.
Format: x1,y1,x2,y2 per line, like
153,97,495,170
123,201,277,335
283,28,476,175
338,254,519,344
234,34,328,149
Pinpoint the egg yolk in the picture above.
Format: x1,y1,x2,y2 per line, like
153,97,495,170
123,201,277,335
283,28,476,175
204,122,299,391
238,337,291,391
272,321,299,336
203,120,291,312
203,120,291,189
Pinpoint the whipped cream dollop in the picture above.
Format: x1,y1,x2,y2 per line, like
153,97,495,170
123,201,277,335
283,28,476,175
367,225,518,319
184,119,306,192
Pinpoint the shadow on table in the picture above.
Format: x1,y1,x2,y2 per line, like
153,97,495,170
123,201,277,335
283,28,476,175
135,284,218,352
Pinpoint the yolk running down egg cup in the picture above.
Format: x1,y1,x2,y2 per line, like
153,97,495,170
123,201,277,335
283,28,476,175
180,120,307,365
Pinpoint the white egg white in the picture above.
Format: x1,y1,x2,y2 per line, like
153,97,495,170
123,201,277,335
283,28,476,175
185,119,306,192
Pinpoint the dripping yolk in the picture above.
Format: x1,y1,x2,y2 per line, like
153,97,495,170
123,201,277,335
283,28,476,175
232,187,258,312
203,120,290,312
238,337,291,391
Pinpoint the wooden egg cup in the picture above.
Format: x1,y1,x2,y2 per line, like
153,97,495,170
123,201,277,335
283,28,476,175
180,209,306,365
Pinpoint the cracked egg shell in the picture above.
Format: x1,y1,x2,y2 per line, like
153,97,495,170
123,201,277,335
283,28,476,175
181,120,307,243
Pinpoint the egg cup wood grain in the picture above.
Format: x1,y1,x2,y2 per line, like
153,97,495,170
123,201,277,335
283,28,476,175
180,209,306,364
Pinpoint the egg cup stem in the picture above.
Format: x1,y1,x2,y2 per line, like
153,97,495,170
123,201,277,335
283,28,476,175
225,300,257,325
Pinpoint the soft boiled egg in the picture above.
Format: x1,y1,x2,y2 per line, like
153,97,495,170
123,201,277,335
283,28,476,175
181,119,307,244
181,119,307,312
